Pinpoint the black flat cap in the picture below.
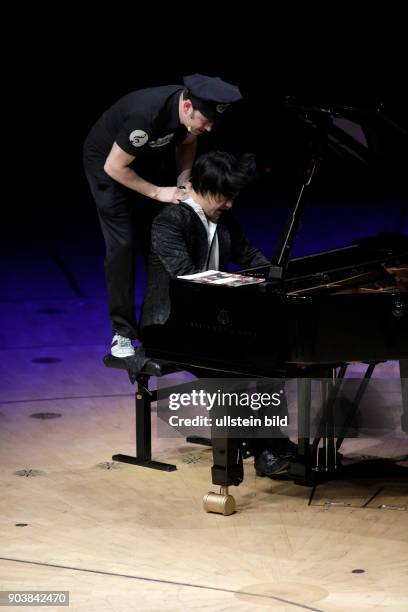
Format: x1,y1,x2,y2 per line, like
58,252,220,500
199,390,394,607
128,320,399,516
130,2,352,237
183,73,242,121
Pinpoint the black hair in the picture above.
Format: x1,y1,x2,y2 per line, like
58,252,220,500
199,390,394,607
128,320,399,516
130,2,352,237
190,151,257,199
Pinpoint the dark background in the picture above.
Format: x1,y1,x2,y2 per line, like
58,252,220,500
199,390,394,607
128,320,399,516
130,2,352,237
2,23,407,307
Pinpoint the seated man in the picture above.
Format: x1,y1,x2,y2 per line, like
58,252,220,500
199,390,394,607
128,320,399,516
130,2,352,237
141,150,295,475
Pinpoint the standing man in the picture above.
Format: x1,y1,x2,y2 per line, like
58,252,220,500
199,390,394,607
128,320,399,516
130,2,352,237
83,74,242,357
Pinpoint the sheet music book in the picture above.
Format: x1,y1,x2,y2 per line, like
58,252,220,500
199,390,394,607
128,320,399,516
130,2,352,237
177,270,264,287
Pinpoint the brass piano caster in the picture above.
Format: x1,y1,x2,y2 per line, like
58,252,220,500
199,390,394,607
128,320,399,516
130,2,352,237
203,486,236,515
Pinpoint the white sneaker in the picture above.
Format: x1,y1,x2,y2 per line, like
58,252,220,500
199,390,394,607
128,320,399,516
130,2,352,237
111,334,135,358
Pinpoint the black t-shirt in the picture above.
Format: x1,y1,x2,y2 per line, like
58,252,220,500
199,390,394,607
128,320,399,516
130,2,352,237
84,85,187,164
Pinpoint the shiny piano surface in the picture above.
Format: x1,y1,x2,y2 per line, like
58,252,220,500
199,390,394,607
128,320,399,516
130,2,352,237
144,232,408,376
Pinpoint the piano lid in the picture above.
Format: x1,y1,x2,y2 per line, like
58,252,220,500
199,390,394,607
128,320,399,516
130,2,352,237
283,96,408,170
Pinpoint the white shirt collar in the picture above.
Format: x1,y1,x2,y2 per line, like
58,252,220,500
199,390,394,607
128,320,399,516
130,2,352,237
183,196,219,270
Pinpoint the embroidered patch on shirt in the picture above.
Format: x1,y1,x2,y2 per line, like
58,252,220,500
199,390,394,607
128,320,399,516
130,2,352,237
129,130,149,147
148,133,174,148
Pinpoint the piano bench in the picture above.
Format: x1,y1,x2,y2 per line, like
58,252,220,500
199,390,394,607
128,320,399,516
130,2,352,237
103,354,180,472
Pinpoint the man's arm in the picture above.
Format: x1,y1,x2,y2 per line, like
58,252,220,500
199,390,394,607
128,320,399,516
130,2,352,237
104,142,185,203
175,133,197,187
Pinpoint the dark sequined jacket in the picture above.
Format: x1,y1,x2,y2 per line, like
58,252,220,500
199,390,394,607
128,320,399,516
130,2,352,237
140,202,269,331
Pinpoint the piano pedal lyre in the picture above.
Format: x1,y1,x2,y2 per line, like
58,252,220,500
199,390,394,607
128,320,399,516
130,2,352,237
313,437,338,473
203,486,236,515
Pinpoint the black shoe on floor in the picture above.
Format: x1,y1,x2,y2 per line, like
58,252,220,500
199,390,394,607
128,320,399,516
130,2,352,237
273,437,297,458
254,450,290,477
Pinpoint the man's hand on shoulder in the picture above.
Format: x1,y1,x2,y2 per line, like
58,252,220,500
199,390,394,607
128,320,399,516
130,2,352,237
177,180,192,191
155,186,189,204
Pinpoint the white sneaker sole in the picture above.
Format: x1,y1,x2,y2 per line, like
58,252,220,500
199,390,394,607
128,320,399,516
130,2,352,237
111,348,135,358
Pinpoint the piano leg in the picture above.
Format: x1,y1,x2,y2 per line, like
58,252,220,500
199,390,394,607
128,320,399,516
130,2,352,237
202,395,246,515
400,360,408,433
202,437,242,515
210,437,243,487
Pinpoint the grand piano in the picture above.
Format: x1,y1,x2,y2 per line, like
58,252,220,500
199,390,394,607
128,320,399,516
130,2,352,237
144,100,408,514
145,233,407,375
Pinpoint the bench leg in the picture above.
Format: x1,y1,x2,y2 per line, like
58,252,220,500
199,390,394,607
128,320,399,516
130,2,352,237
113,375,177,472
